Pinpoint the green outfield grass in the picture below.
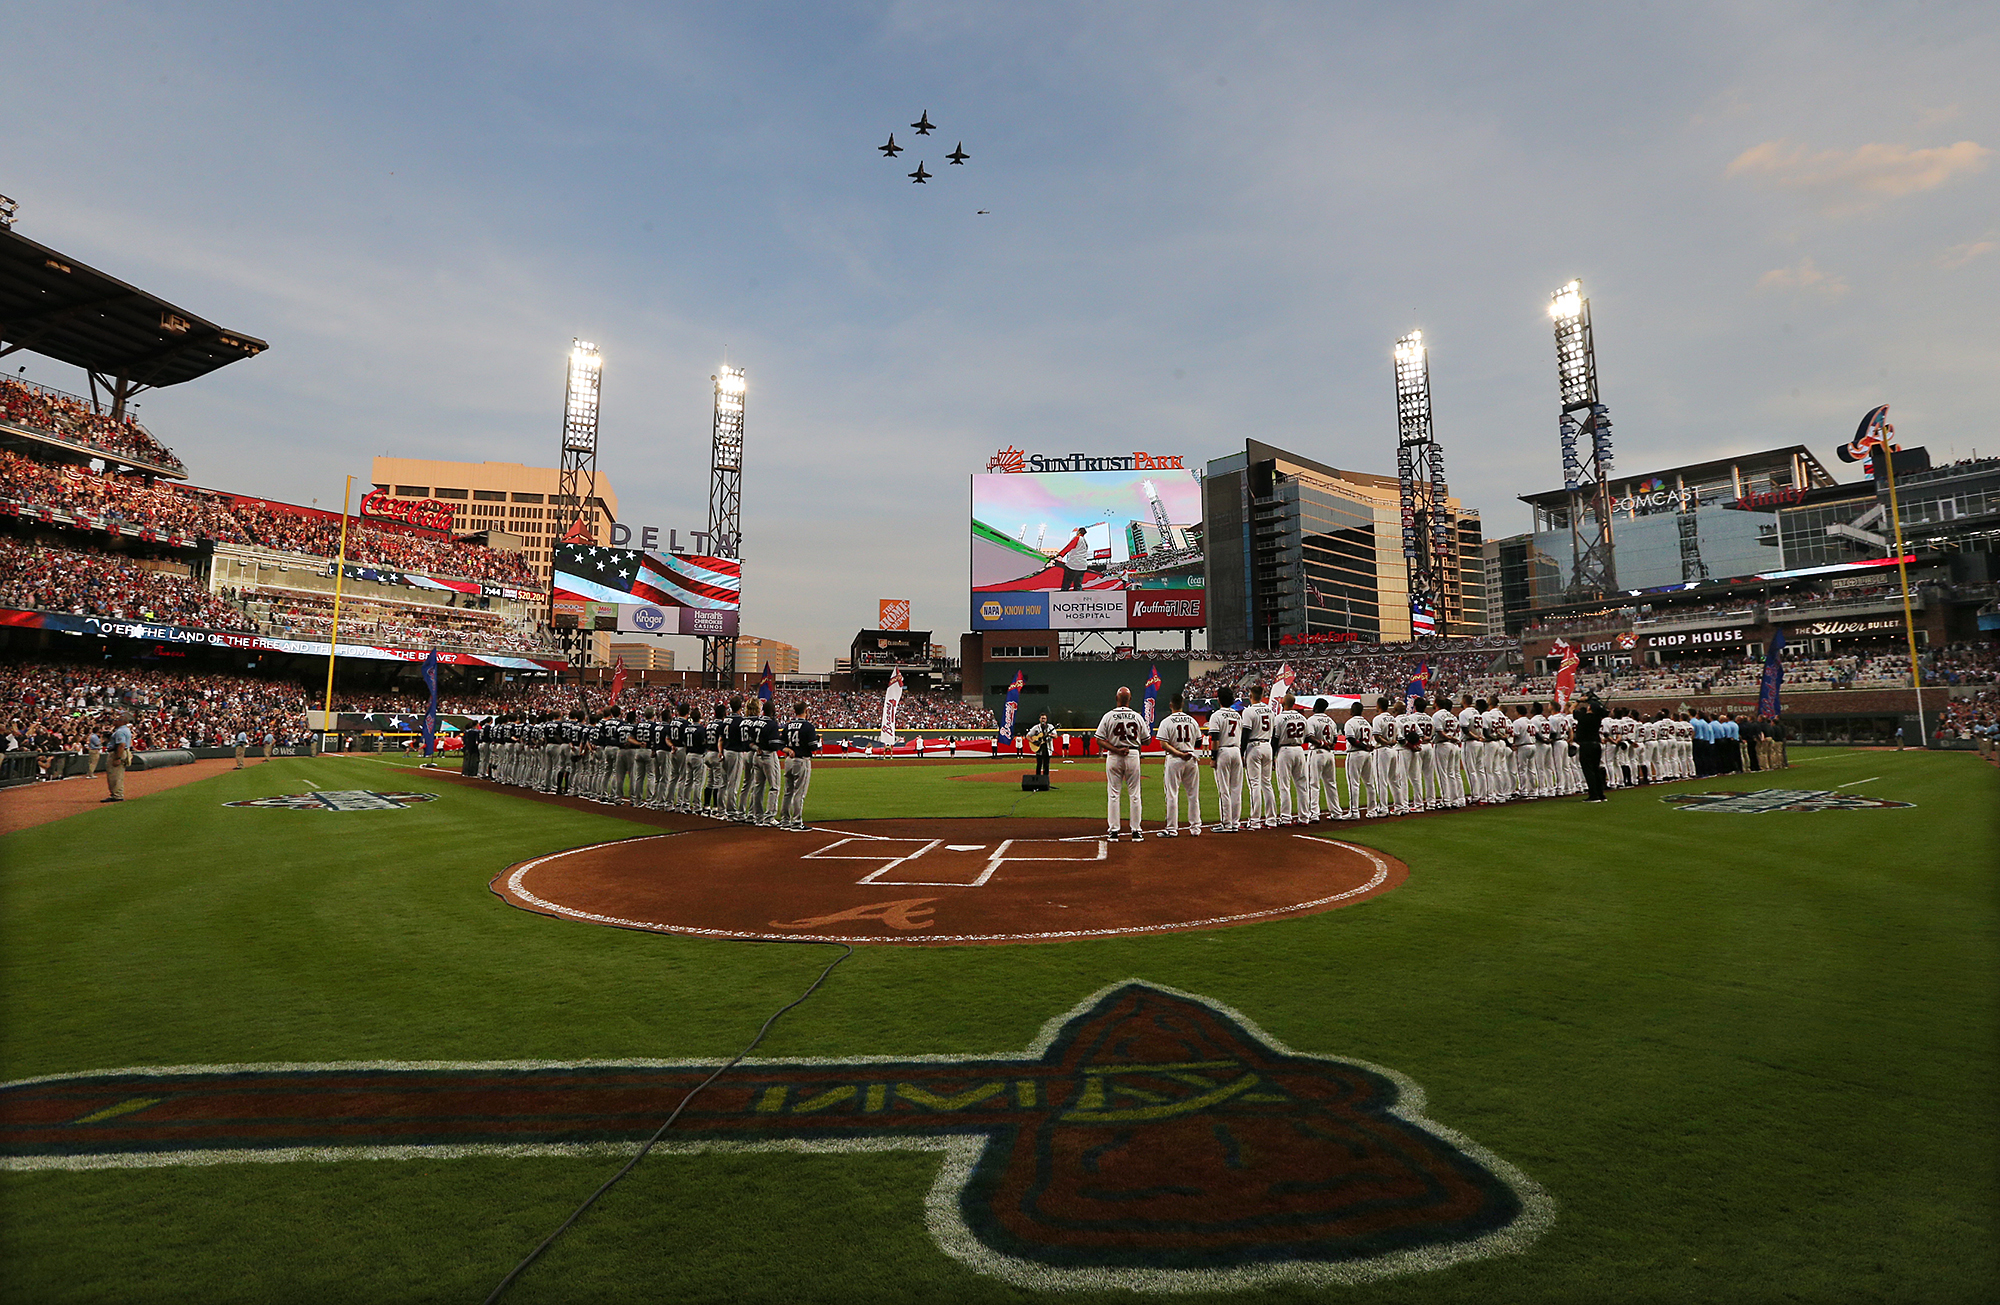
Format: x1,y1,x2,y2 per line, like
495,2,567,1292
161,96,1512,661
2,750,1996,1303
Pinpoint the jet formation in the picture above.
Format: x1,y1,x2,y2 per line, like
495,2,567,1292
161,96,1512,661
879,111,969,184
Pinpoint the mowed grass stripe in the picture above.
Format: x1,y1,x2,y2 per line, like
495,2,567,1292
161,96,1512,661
2,748,1994,1303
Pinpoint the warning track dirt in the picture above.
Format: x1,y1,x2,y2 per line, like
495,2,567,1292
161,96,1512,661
492,817,1406,946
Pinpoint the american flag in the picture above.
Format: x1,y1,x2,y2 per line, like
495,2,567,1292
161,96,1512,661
553,543,740,610
1410,601,1437,638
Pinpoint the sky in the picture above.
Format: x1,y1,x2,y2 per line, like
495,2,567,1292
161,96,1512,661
6,1,1995,671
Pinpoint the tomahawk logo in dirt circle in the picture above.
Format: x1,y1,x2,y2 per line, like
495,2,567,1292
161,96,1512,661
1662,789,1914,814
223,791,438,811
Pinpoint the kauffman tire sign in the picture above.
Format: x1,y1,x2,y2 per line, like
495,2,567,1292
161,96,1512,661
1127,593,1206,629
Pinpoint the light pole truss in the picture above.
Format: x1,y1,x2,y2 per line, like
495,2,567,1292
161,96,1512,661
1394,330,1453,635
553,339,602,664
1550,281,1616,600
704,364,746,686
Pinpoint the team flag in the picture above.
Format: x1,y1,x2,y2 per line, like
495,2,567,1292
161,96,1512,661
1404,661,1431,708
1269,663,1295,703
758,662,775,702
878,669,905,746
609,655,628,702
1758,628,1786,721
1552,639,1579,710
1142,664,1162,728
1839,404,1895,474
420,647,440,757
997,670,1026,745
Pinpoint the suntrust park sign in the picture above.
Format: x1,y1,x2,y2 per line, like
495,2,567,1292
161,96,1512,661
359,490,455,532
986,447,1186,474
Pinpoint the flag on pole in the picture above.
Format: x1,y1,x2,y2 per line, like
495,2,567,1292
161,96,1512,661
609,655,628,702
1552,639,1579,710
758,662,774,702
1269,663,1295,703
878,669,905,746
420,647,440,757
997,670,1026,745
1142,664,1162,728
1404,661,1431,709
1758,628,1786,721
1839,405,1895,474
1411,600,1437,638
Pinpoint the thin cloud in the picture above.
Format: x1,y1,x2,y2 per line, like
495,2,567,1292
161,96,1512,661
1937,239,1996,269
1727,139,1992,211
1756,257,1848,299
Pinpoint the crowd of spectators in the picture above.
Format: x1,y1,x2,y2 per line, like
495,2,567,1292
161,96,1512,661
0,537,254,632
246,588,555,655
1933,691,1997,752
1186,639,1512,706
1,448,540,586
2,660,311,766
0,378,187,473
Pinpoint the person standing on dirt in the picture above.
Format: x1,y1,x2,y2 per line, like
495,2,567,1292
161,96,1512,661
102,714,132,803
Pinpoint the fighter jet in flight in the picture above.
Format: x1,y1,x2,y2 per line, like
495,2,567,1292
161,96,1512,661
908,161,931,183
878,133,904,158
946,142,969,165
911,110,936,136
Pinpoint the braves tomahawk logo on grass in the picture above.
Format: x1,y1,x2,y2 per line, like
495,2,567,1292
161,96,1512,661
222,791,438,811
1662,789,1914,813
0,982,1551,1291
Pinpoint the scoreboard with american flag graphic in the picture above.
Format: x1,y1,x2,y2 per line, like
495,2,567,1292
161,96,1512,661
551,543,742,636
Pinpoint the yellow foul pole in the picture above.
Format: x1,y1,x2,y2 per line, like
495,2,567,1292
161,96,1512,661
1879,447,1926,742
320,476,354,739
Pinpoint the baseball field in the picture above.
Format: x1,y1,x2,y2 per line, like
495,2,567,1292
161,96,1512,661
2,747,1995,1303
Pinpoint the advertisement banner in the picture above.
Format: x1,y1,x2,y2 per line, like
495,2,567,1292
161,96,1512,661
1126,593,1205,629
972,592,1049,630
878,599,911,631
1048,592,1129,629
677,606,740,637
0,608,565,671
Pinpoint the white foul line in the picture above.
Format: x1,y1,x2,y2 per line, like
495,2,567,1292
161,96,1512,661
1835,776,1881,788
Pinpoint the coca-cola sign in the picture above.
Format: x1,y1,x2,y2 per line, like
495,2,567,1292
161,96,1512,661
359,490,455,532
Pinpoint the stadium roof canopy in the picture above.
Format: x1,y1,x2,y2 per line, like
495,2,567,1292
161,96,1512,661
0,226,268,413
1518,445,1839,513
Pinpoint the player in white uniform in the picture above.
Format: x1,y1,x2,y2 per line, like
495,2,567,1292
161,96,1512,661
1306,699,1343,821
1480,701,1512,802
1207,701,1244,832
1675,714,1695,779
1600,711,1625,788
1531,704,1558,798
1507,706,1537,799
1400,699,1437,811
1455,696,1486,803
1433,700,1466,808
1342,704,1375,819
1271,695,1311,825
1093,686,1151,840
1238,686,1276,830
1371,698,1406,816
1155,695,1205,837
1555,707,1583,794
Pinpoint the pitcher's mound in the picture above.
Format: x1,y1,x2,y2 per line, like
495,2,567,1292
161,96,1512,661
493,817,1406,946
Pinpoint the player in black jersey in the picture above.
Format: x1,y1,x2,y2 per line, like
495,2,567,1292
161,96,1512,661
778,699,819,830
749,700,784,825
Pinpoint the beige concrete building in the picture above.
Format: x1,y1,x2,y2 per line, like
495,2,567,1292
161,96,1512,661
606,641,676,672
733,636,800,675
369,458,620,585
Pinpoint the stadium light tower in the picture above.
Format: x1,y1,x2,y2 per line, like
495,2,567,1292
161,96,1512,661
1549,280,1616,599
1393,330,1452,637
703,363,746,687
553,339,602,663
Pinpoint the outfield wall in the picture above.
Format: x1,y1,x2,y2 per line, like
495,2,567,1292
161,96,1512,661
978,658,1194,729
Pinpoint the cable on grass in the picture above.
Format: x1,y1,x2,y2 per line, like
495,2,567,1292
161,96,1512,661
482,937,854,1305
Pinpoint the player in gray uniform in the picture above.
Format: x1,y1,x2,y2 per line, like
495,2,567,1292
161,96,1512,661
1155,693,1205,837
1238,685,1276,830
661,704,688,810
750,700,784,825
1094,686,1151,840
720,699,750,821
778,700,818,830
1272,694,1311,826
1207,700,1244,832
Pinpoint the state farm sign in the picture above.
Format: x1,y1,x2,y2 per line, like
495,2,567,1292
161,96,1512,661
359,490,455,532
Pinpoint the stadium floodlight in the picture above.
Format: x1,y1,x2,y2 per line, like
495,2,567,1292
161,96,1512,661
704,362,747,686
1393,329,1453,638
563,341,602,454
553,338,603,662
0,195,16,231
1547,281,1616,598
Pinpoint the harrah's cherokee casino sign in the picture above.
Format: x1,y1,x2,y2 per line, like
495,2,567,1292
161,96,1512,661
359,490,456,532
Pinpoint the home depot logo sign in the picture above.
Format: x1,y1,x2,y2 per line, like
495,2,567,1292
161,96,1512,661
879,599,911,631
